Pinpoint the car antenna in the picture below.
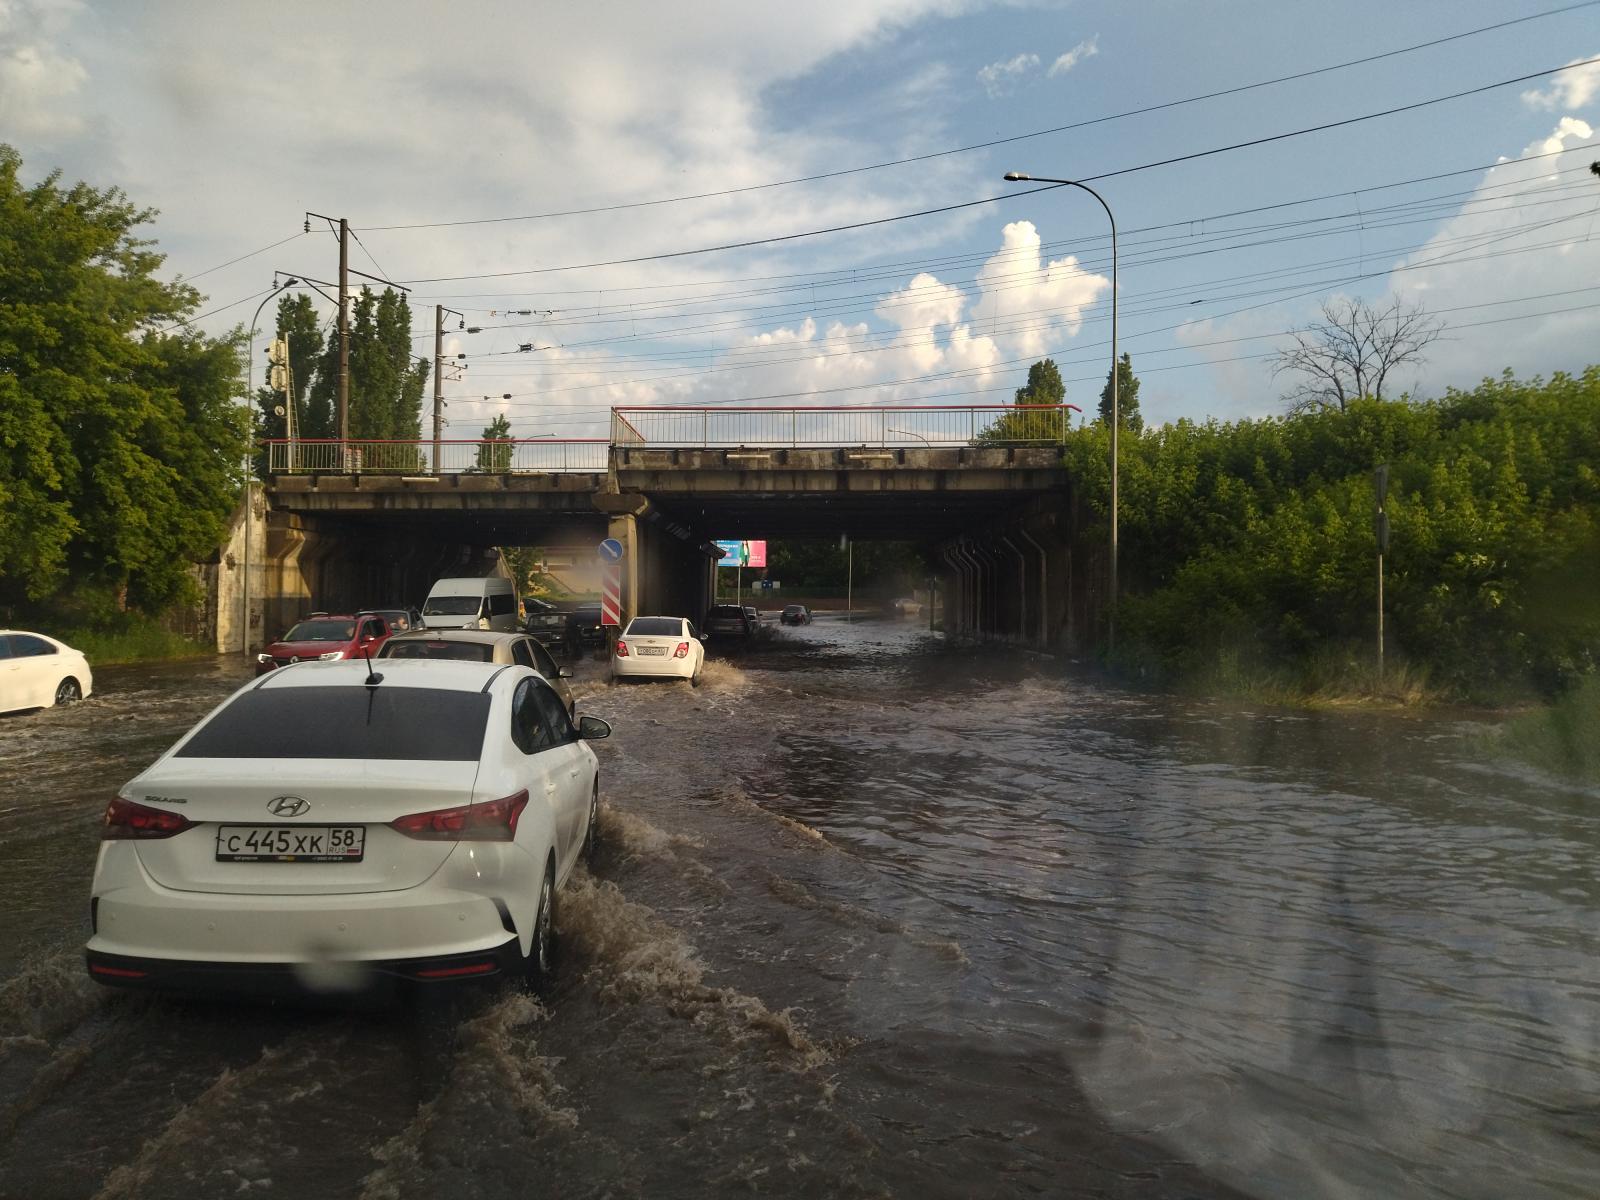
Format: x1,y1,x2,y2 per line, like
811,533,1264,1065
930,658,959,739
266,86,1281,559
361,643,384,687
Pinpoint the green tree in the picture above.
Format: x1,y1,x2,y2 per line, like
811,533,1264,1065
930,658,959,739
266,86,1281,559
975,358,1071,443
255,292,325,469
1063,368,1600,697
306,286,428,441
477,413,513,472
1097,352,1143,433
0,144,250,614
1015,358,1064,405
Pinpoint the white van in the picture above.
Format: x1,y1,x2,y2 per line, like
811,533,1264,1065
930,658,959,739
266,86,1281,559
421,576,520,631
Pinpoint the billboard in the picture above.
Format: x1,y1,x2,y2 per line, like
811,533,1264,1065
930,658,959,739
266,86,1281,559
715,540,767,568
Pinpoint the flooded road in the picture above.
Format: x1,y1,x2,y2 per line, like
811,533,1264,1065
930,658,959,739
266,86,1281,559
1,621,1596,1199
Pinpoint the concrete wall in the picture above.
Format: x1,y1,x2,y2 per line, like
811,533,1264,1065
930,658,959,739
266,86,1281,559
213,483,269,654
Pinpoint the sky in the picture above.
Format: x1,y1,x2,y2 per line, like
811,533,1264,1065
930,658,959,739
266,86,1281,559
3,0,1598,440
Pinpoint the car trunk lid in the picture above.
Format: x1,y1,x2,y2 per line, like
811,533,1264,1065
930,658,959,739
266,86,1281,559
128,758,481,894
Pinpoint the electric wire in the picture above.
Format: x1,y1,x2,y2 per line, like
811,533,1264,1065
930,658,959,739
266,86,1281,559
357,2,1600,232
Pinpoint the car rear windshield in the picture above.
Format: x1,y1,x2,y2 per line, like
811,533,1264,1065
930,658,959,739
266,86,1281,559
283,619,355,642
423,596,481,615
382,641,494,662
626,618,682,637
176,686,490,760
709,606,743,617
784,606,803,614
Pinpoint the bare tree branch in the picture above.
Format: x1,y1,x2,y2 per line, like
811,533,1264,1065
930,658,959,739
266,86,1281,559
1273,296,1444,413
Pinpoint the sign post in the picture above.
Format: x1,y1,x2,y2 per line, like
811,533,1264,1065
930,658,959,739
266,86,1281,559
1374,465,1389,685
598,538,624,657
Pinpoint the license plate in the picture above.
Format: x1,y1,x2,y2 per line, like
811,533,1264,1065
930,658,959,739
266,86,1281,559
216,825,366,863
640,647,668,656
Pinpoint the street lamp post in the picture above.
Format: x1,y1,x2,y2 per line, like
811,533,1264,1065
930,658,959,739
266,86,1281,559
242,275,299,657
1003,171,1119,652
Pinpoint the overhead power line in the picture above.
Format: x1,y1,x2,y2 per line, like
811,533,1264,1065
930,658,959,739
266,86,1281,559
359,2,1600,232
397,54,1600,285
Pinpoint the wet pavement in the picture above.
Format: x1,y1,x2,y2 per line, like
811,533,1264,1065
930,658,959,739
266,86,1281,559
0,618,1596,1198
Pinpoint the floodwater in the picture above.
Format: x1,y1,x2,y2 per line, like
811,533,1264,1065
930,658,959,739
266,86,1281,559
0,621,1595,1199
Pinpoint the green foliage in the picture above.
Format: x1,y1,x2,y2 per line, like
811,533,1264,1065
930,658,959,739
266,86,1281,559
58,618,211,665
0,144,250,616
1015,358,1064,406
974,359,1072,444
1496,674,1600,782
1066,369,1600,699
1097,352,1142,432
305,286,428,440
477,413,513,472
256,292,325,444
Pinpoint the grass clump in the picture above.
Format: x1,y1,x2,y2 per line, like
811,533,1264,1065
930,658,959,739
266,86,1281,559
56,621,211,666
1495,675,1600,782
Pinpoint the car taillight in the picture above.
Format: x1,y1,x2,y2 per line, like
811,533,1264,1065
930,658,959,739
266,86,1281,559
390,790,528,841
102,797,195,840
615,640,629,657
674,642,689,658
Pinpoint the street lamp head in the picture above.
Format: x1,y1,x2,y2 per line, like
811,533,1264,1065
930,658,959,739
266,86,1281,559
1003,172,1031,182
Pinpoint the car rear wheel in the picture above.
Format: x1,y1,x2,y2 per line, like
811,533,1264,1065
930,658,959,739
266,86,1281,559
53,678,82,706
523,864,556,994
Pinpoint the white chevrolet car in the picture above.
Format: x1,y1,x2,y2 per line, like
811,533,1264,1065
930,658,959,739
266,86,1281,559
1,630,94,714
610,616,705,685
85,659,608,995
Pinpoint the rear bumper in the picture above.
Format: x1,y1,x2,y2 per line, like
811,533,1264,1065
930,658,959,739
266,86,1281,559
86,940,522,997
612,654,693,678
86,842,537,987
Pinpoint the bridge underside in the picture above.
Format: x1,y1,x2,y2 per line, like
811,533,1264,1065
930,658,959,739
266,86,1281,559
256,446,1094,652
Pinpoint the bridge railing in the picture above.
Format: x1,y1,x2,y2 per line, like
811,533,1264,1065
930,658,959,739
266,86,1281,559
262,438,609,474
609,405,1078,448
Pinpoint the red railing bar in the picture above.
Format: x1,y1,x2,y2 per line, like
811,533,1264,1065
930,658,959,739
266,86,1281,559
608,404,1081,413
257,438,608,445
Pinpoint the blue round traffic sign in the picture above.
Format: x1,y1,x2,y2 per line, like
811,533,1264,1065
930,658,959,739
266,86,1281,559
598,537,625,562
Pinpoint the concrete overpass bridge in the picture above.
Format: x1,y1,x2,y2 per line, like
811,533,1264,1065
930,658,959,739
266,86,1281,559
248,405,1099,652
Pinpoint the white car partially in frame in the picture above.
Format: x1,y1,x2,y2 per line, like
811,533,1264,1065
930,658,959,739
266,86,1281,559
1,630,94,715
610,616,705,685
85,658,609,996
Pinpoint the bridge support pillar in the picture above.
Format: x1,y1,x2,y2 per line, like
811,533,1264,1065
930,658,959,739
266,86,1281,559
935,501,1083,653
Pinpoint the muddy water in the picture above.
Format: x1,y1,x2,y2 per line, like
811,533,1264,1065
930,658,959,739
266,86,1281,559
0,624,1595,1199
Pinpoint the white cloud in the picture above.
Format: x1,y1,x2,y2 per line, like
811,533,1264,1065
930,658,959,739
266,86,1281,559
1520,54,1600,111
0,0,88,137
1384,118,1600,390
1047,35,1099,77
977,52,1039,98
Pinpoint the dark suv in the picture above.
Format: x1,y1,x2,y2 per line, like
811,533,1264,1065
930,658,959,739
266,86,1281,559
566,604,606,649
523,606,571,653
704,604,753,638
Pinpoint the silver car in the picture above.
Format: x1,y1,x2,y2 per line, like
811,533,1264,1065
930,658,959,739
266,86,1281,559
379,629,576,715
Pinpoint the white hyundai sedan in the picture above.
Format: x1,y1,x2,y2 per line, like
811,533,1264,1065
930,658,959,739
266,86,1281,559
85,658,608,996
610,616,705,685
1,630,94,715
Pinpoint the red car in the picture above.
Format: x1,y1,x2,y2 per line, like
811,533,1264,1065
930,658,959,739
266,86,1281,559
255,613,393,675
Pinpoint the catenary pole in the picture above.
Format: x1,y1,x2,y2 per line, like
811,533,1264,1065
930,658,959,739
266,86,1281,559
337,217,350,446
433,305,445,475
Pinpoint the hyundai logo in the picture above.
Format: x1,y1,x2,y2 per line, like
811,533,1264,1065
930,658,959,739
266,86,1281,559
268,795,310,818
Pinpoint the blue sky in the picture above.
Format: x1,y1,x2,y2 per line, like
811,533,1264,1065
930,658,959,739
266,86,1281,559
4,0,1597,437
